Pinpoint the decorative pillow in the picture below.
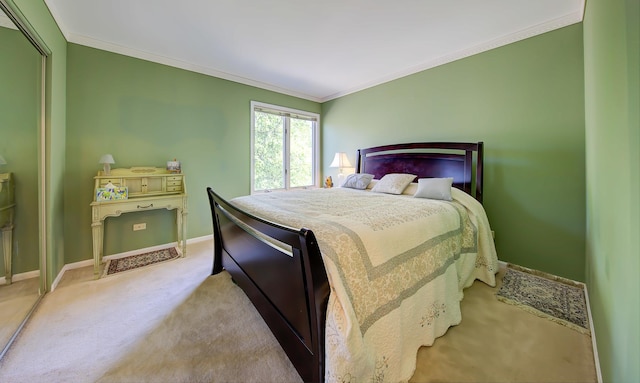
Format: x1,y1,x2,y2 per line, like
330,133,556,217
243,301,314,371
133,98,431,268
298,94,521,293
370,173,417,195
413,177,454,201
341,173,374,190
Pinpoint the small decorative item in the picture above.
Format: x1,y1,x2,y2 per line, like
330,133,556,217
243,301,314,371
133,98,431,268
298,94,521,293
325,176,333,188
167,158,181,173
96,182,128,201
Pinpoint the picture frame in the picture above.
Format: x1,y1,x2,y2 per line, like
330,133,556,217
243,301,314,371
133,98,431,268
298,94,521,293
167,159,181,173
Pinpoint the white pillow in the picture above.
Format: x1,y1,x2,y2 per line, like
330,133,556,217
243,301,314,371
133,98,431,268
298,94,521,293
341,173,374,190
370,173,417,195
413,177,453,201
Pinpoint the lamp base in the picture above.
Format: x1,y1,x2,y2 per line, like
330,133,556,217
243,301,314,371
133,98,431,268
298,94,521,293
103,163,111,176
336,171,346,186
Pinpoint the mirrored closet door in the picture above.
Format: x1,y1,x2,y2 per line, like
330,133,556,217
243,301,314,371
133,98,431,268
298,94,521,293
0,0,48,359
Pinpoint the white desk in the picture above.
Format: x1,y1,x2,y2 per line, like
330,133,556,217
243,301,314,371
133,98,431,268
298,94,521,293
90,167,187,278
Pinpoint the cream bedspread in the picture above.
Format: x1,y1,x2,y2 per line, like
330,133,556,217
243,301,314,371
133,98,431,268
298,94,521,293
232,187,498,383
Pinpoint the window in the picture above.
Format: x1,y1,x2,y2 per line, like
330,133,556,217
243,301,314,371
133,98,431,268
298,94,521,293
251,101,319,193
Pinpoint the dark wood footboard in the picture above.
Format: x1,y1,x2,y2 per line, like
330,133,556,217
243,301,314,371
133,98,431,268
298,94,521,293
207,188,330,383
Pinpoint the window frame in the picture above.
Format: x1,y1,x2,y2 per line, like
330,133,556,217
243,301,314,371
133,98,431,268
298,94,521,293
250,101,320,194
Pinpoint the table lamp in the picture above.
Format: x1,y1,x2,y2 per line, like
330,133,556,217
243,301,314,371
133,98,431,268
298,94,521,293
330,152,352,184
99,154,115,175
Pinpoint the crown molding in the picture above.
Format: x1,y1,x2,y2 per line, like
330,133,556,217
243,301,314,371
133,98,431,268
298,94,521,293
46,0,585,104
67,32,323,103
319,8,585,102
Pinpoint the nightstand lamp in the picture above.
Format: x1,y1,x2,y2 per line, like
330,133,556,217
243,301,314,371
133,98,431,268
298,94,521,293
330,152,352,184
99,154,115,176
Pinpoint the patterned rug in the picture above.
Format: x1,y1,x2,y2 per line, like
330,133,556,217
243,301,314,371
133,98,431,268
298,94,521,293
103,247,180,277
496,264,590,335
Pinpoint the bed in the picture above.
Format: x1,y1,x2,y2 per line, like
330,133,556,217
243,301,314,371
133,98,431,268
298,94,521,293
206,142,498,383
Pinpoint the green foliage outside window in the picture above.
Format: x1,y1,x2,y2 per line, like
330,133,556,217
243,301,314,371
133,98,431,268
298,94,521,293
254,111,315,191
254,112,285,190
289,118,313,187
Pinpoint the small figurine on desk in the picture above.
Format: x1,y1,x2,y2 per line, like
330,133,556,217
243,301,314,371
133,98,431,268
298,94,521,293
167,158,181,173
325,176,333,188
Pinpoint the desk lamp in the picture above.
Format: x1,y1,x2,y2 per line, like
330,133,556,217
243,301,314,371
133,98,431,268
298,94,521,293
99,154,115,176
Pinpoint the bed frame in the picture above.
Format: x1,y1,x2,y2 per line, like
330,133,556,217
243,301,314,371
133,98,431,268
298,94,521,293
207,142,484,383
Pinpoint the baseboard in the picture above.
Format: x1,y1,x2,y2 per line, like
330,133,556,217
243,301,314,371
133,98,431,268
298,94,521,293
583,284,603,383
0,269,40,285
184,234,213,245
51,235,214,292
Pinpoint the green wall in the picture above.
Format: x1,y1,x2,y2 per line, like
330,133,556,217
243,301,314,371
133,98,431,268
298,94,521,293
584,0,640,381
322,24,586,281
0,25,40,275
11,0,67,289
65,44,320,261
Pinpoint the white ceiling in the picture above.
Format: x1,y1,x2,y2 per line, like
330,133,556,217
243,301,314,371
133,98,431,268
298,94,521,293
44,0,584,102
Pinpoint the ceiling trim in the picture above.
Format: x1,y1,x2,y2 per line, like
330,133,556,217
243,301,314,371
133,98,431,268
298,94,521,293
320,8,585,102
48,0,315,99
46,0,585,104
66,33,325,103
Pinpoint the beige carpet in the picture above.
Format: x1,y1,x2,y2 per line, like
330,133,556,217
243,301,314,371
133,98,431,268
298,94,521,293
0,239,598,382
96,272,301,383
411,266,597,383
0,277,40,353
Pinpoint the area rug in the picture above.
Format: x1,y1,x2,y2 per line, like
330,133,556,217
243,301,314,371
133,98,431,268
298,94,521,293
103,247,180,277
496,264,590,335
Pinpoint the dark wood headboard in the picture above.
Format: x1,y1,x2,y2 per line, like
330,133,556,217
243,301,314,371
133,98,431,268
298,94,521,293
356,142,484,203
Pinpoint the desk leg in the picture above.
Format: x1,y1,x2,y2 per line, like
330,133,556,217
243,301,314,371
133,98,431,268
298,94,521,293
91,221,103,279
177,208,187,257
2,226,13,285
182,209,188,256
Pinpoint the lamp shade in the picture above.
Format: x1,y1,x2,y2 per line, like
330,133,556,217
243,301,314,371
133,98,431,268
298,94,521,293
329,152,352,168
0,154,6,165
99,154,115,164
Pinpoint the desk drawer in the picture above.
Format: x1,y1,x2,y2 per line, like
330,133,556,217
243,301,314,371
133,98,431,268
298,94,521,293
94,172,185,199
99,178,124,187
